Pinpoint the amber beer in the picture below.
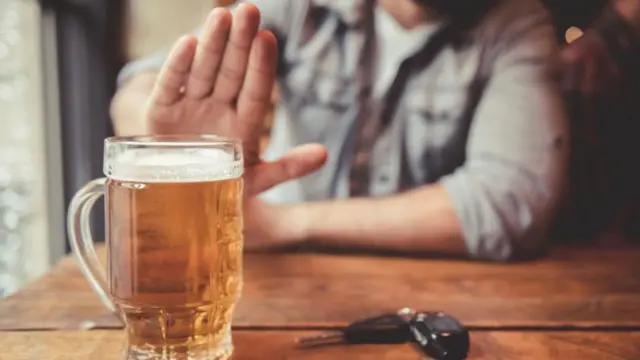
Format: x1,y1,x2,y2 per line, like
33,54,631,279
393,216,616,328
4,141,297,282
68,135,244,360
107,176,242,352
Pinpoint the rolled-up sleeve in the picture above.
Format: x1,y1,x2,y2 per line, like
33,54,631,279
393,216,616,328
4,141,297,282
117,0,298,87
440,10,569,261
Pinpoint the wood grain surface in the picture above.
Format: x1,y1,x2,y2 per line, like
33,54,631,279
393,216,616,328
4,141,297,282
1,245,639,331
1,330,639,360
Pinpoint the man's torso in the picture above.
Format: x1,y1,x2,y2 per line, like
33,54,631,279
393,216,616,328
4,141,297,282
249,0,555,204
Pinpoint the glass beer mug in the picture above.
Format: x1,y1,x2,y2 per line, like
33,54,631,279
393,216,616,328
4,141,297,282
68,135,244,360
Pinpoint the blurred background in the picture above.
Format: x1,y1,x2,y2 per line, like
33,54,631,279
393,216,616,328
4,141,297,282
0,0,608,298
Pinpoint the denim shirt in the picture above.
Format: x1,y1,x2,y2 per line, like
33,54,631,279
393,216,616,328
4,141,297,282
118,0,568,261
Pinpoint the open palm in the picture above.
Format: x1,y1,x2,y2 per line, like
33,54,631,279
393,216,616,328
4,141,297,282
145,4,326,196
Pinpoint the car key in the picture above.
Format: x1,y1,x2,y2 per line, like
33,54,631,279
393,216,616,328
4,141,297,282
297,308,470,360
408,311,470,360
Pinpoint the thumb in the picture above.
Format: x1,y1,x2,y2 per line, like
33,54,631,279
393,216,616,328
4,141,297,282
245,143,328,196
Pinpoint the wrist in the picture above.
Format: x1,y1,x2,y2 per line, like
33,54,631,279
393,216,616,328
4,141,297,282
110,72,158,136
277,203,312,244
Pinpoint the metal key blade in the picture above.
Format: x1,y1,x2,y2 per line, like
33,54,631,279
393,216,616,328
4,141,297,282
296,332,344,347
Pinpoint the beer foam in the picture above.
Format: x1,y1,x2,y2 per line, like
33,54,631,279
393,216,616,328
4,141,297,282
105,148,243,182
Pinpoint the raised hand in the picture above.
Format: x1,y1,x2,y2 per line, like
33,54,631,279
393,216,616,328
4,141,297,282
145,4,327,196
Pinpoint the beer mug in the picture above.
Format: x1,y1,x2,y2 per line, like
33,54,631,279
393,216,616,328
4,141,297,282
68,135,244,360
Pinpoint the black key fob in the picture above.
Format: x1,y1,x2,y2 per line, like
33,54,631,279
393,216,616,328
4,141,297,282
409,312,470,360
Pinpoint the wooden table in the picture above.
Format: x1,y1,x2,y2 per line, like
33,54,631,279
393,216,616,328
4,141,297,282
1,245,640,359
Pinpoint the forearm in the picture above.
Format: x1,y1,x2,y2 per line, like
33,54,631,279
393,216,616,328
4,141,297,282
291,184,467,256
109,72,158,136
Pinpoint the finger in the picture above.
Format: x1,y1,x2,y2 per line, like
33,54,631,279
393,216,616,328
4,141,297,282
185,8,232,99
150,35,197,106
245,144,328,196
212,3,261,103
237,30,278,134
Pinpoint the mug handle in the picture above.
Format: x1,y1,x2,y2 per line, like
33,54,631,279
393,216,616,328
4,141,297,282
67,178,117,313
